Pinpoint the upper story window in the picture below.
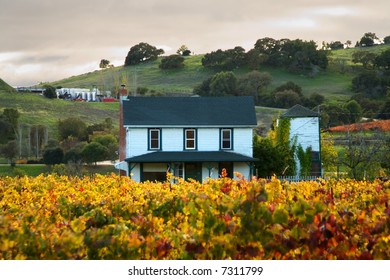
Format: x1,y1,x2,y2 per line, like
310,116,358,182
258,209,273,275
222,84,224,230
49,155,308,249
184,128,196,150
221,128,232,150
149,128,161,150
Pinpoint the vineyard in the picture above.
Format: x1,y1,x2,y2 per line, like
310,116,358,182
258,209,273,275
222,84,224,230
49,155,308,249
0,173,389,260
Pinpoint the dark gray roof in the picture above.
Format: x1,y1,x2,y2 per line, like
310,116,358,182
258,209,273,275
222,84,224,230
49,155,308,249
125,151,258,163
280,104,319,118
123,96,257,126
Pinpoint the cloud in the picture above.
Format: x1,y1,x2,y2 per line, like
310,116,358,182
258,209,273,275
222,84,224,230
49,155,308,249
0,0,389,86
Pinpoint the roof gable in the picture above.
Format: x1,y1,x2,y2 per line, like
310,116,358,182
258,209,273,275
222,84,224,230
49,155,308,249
123,96,257,126
281,104,319,118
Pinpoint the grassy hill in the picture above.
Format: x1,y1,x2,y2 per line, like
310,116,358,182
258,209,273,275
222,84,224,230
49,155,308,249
0,91,119,139
1,44,389,140
0,78,16,92
52,54,357,103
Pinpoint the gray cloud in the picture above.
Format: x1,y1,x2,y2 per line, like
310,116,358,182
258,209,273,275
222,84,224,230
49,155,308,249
0,0,389,86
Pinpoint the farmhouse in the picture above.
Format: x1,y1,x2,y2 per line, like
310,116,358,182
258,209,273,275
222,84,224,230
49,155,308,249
279,104,322,177
115,93,258,182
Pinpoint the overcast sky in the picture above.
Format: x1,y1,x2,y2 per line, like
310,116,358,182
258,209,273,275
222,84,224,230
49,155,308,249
1,0,389,86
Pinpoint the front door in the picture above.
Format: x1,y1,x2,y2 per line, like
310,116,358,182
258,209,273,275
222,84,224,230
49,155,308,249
219,162,234,178
185,162,202,181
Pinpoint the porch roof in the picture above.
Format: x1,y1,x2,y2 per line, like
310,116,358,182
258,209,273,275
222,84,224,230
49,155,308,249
125,151,258,163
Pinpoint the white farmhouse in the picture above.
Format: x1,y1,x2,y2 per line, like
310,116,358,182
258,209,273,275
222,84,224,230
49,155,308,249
280,104,322,177
115,95,258,182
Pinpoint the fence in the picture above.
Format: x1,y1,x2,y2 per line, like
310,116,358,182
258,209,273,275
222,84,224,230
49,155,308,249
264,176,320,182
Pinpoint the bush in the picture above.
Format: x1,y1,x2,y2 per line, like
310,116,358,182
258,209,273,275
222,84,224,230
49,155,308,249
159,55,185,69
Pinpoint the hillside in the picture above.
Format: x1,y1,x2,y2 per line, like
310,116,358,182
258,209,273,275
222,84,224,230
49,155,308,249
51,54,357,103
0,91,119,139
2,45,389,140
0,78,15,92
49,44,390,106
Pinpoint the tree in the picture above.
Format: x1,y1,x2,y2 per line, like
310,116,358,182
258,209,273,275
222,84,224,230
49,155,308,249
253,37,284,66
359,32,378,47
99,59,110,69
352,71,388,98
43,86,57,99
202,47,246,70
124,42,164,66
384,36,390,45
92,134,118,161
43,147,64,166
377,99,390,119
176,45,191,56
2,108,20,133
345,100,363,123
245,48,268,70
253,135,294,177
0,119,13,144
209,71,237,96
81,142,108,165
274,81,303,96
193,77,212,96
58,117,87,141
329,41,344,50
236,71,272,102
374,49,390,70
305,93,325,108
159,55,185,69
352,51,377,69
320,104,350,127
274,90,302,108
341,130,387,180
320,132,338,174
1,140,17,166
270,81,305,108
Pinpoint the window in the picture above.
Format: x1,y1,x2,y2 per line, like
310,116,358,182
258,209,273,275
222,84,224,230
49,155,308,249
221,129,232,149
185,129,196,150
149,129,160,150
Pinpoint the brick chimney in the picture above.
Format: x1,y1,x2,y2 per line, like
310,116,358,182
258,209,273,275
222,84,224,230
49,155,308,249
119,85,128,175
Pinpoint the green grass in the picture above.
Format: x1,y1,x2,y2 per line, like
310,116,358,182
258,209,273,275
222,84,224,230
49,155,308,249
0,78,15,92
1,44,389,141
0,164,117,177
0,91,119,139
51,46,390,102
52,55,215,95
0,165,49,177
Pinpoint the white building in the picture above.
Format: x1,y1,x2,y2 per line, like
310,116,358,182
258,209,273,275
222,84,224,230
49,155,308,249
280,104,322,177
115,96,258,182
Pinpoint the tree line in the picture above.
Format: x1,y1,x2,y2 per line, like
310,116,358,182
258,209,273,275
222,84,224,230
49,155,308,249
121,32,390,125
0,108,118,174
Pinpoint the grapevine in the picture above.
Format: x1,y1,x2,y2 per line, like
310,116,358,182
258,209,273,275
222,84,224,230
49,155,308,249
0,174,389,259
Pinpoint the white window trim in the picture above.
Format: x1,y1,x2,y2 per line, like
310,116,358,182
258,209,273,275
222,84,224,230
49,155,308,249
185,128,196,150
149,128,160,150
221,128,232,150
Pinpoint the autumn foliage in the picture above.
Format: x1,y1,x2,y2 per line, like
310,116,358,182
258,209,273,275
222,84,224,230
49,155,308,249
327,119,390,132
0,173,389,260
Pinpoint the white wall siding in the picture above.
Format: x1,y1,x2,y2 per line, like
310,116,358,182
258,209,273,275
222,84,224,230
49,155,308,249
162,128,183,151
198,128,220,151
234,162,251,180
126,129,148,157
233,128,253,156
289,117,320,151
130,164,141,182
201,162,219,181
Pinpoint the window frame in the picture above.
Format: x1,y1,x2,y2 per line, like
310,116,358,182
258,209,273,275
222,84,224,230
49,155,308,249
184,128,197,150
220,128,233,150
148,128,161,150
